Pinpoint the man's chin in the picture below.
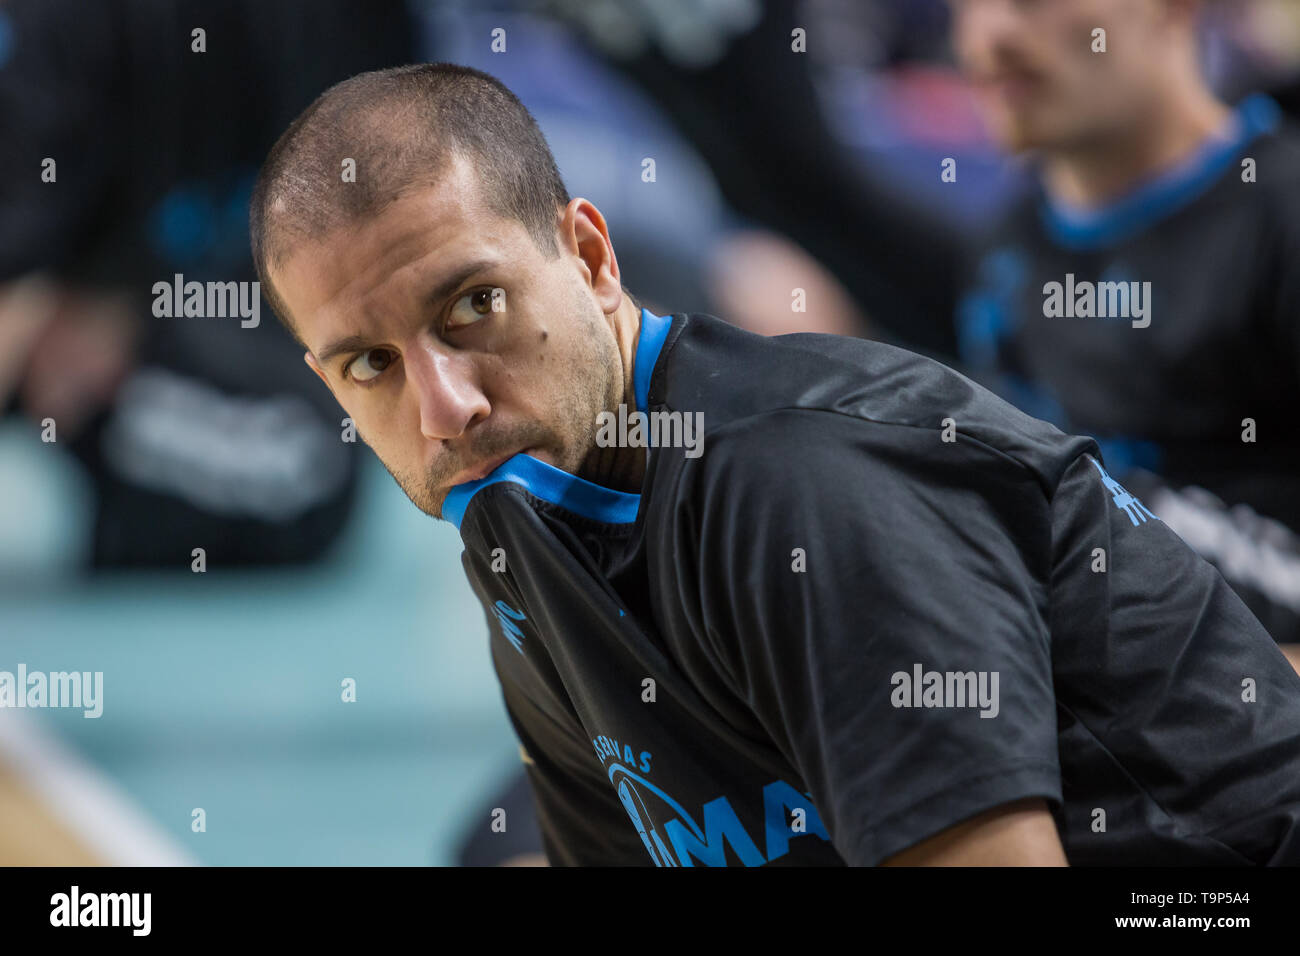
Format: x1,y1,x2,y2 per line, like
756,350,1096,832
382,469,449,522
986,115,1036,153
987,105,1075,155
406,491,446,521
522,446,554,468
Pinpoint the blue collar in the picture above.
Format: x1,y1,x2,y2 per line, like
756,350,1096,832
442,307,674,531
1040,93,1281,250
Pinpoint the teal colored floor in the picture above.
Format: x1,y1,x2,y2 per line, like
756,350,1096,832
0,421,521,865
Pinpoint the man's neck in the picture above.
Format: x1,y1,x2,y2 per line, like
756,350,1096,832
578,295,646,494
1041,88,1234,210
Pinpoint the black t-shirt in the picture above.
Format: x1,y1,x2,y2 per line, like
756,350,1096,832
954,94,1300,637
446,308,1300,866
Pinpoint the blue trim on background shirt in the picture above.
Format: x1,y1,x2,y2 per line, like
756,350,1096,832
1040,94,1281,250
443,308,671,531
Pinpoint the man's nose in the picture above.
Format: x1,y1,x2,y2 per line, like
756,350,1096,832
403,340,490,441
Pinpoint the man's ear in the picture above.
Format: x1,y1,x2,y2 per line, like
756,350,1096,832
563,197,622,315
304,351,333,391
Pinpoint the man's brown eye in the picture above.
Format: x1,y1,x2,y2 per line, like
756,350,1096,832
348,348,393,382
447,289,499,330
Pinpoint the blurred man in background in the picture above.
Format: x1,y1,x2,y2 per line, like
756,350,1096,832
947,0,1300,649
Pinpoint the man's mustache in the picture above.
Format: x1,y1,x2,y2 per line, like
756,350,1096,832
428,424,551,487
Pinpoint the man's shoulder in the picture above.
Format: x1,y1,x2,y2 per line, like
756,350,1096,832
658,313,1097,502
666,310,995,426
1249,114,1300,181
1250,120,1300,236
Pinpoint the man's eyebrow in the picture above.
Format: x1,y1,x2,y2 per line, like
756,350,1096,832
316,333,375,367
314,257,500,367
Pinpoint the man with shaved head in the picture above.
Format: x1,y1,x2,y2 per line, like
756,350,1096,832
251,62,1300,866
251,65,631,516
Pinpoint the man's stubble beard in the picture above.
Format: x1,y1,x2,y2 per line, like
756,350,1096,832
378,303,620,521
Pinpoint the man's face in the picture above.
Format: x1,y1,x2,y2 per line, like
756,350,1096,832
270,153,622,520
949,0,1181,151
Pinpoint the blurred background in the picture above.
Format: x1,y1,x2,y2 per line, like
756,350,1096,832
1,0,1298,864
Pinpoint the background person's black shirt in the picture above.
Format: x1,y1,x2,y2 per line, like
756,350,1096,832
955,94,1300,639
446,309,1300,866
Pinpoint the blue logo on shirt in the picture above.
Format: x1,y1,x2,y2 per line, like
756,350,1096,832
1089,457,1159,526
492,600,528,655
606,767,830,866
591,733,830,866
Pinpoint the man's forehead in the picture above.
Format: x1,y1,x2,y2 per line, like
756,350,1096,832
281,151,489,267
299,175,480,272
275,181,519,344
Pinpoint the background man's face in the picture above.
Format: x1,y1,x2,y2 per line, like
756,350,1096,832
949,0,1179,151
270,153,620,520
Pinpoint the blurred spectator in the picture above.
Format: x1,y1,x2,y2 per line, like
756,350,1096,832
943,0,1300,642
0,0,416,568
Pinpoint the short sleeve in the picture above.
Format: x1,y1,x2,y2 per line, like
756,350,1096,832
1046,451,1300,864
678,407,1064,865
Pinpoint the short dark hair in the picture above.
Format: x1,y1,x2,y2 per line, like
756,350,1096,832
249,62,570,340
